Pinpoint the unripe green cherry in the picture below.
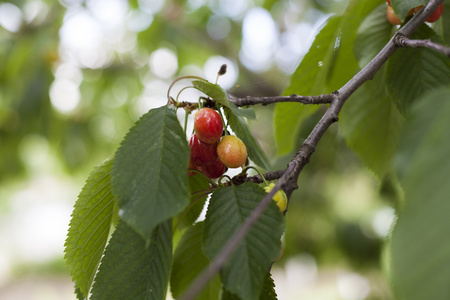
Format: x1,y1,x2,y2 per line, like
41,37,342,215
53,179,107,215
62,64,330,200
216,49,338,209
217,135,247,168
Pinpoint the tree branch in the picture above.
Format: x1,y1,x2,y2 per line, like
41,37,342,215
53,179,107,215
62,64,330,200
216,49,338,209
395,35,450,57
179,1,445,299
175,93,334,111
229,93,334,106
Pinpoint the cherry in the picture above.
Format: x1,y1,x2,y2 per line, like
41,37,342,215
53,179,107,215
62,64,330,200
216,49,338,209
189,134,218,166
187,157,200,176
200,158,226,179
426,4,443,22
194,108,223,144
413,4,443,22
264,183,288,212
387,5,402,25
217,135,247,168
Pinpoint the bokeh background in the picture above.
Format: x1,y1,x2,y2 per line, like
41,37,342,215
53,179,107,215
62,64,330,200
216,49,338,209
0,0,396,299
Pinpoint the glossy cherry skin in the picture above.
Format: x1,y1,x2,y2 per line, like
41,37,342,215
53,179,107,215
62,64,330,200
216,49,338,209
217,135,247,168
194,108,223,144
189,134,218,166
200,158,226,179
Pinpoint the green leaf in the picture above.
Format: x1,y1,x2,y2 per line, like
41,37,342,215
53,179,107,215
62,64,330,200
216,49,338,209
390,87,450,300
386,24,450,114
75,286,86,300
259,273,278,300
91,220,172,300
193,80,231,108
203,183,284,300
111,105,190,242
391,0,425,21
228,113,271,170
192,80,256,119
176,173,211,230
274,16,339,154
221,272,278,300
432,2,450,45
228,105,256,120
171,222,221,300
354,4,393,68
326,0,383,90
340,70,404,178
64,157,116,298
274,0,380,155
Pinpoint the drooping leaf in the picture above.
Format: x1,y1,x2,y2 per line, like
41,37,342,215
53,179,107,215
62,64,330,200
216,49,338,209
64,157,116,298
386,24,450,114
91,220,172,300
340,68,404,178
390,87,450,300
111,105,190,242
192,80,255,119
228,113,271,170
203,183,284,300
171,222,221,300
274,0,380,155
221,272,278,300
354,4,394,68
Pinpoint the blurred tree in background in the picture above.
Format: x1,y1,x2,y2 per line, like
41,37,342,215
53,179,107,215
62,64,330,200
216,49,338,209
4,0,444,299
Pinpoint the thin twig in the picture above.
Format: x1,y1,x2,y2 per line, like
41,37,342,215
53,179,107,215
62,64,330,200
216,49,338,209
175,93,333,110
229,93,334,106
178,0,445,299
395,35,450,57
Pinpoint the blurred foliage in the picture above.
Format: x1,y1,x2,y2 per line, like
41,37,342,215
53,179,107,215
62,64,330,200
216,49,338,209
0,0,410,298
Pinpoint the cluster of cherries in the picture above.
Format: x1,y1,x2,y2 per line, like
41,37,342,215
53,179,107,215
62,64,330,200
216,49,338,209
188,107,247,179
386,0,444,25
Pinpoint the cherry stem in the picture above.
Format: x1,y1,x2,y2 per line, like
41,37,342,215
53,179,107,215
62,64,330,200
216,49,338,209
218,175,233,187
217,107,228,135
243,166,269,186
184,110,189,137
167,75,209,104
187,170,218,187
176,86,196,103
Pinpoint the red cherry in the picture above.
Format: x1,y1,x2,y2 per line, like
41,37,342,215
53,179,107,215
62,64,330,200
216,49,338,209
200,158,226,179
426,4,443,22
386,0,390,6
187,157,200,176
189,134,218,166
194,108,223,144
